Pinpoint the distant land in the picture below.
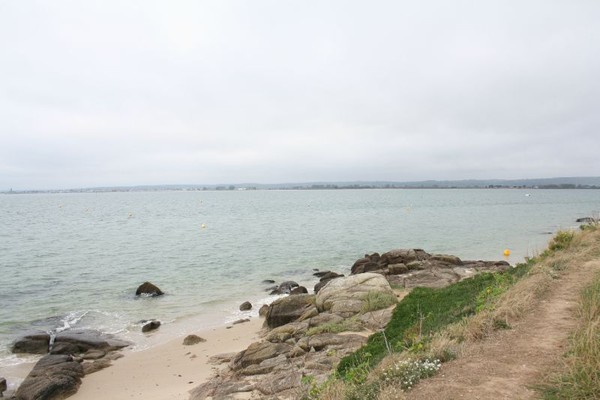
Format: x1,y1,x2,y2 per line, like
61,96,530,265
3,176,600,194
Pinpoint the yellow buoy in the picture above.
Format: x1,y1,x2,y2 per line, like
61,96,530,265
503,249,511,257
201,224,206,229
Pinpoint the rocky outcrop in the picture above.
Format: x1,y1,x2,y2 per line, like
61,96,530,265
190,273,394,400
265,294,315,328
135,281,164,297
11,332,51,354
12,330,130,398
14,355,84,400
316,273,395,317
269,281,300,295
349,248,511,289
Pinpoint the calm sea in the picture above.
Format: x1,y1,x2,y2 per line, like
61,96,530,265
0,189,597,368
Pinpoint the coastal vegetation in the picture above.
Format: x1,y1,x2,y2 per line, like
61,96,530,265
302,224,600,399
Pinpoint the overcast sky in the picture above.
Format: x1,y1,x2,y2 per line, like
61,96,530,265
1,1,599,190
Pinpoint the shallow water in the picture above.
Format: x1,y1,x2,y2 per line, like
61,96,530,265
0,188,597,367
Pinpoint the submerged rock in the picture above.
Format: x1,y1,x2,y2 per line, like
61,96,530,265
141,320,161,333
135,282,164,297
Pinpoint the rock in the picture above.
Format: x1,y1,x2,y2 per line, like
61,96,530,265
381,249,430,265
290,286,308,295
298,306,319,321
315,273,395,317
183,335,206,346
265,294,316,328
135,281,164,297
266,321,309,343
307,312,344,328
239,354,288,376
53,330,130,354
233,318,250,325
208,352,237,365
577,217,596,223
262,279,276,284
269,281,299,295
403,268,462,289
11,332,50,355
258,304,269,317
231,341,293,370
430,254,463,265
49,342,80,355
254,371,302,395
82,358,112,375
15,354,84,400
190,379,254,400
407,260,425,270
239,301,252,311
313,270,332,278
388,263,408,275
0,377,6,397
359,309,394,330
81,350,106,360
297,333,367,352
314,272,345,294
142,320,161,333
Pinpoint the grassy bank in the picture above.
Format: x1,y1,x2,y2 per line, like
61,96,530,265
302,224,600,400
543,271,600,399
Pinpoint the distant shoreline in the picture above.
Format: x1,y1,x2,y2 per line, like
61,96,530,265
3,179,600,195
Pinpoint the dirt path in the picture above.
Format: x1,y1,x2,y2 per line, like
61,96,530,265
407,260,600,400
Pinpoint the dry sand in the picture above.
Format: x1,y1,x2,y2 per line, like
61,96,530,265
66,317,264,400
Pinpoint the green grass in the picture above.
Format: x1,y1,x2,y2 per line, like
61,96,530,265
337,263,532,379
361,290,398,313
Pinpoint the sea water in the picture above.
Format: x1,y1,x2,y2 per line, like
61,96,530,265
0,189,597,369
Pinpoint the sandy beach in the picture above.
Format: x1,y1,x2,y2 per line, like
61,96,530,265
62,317,265,400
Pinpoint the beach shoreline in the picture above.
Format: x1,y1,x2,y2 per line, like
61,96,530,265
3,317,264,400
70,317,264,400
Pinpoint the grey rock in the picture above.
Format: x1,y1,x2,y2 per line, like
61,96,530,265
254,371,302,395
231,341,292,370
239,301,252,311
269,281,299,295
15,354,84,400
135,281,164,296
53,330,130,354
0,377,6,397
315,273,395,317
265,294,315,328
11,332,50,355
141,320,161,333
258,304,269,317
290,286,308,295
388,263,408,275
183,335,206,346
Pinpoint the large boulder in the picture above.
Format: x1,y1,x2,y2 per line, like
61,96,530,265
14,354,84,400
315,273,395,318
53,330,130,354
265,294,315,328
135,282,164,297
11,332,50,355
231,341,293,370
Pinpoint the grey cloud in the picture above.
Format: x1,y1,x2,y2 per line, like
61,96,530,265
1,1,599,189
